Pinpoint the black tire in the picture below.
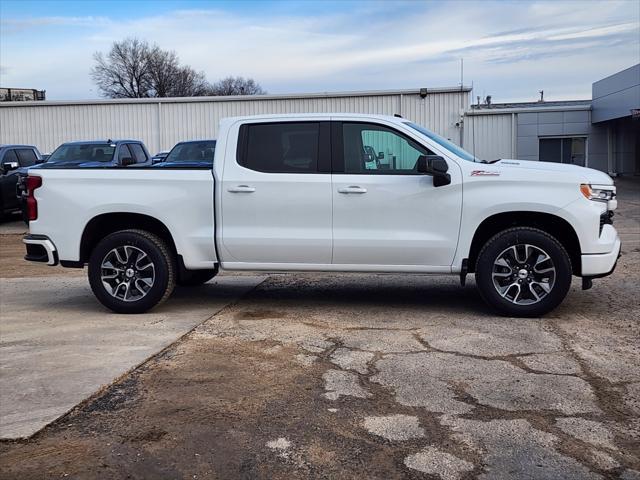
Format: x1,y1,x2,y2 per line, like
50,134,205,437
475,227,572,317
177,268,218,287
88,229,176,314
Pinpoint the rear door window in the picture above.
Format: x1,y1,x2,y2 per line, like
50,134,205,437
16,149,38,167
118,145,133,163
128,144,147,164
239,122,322,173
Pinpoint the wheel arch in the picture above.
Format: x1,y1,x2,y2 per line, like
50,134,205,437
467,211,582,275
80,212,179,264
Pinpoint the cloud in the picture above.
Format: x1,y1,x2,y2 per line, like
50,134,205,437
0,0,638,101
1,15,112,33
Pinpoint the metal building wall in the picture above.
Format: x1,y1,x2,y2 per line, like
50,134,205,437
462,113,514,161
0,88,469,154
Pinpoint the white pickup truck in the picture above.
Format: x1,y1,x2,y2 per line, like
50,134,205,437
22,114,620,317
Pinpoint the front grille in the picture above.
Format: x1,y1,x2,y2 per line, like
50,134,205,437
599,211,614,235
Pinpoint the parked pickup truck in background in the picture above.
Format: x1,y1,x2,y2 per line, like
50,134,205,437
22,114,620,317
35,140,152,169
152,140,216,168
0,144,42,220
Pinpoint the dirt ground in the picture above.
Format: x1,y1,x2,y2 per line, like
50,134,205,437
0,180,639,479
0,234,82,278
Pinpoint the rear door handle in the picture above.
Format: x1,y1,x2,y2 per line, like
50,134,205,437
337,186,367,194
228,185,256,193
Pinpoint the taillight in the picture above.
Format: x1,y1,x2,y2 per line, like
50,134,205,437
26,175,42,221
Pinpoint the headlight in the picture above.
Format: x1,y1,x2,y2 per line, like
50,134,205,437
580,184,616,202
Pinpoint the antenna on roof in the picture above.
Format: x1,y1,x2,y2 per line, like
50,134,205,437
538,90,544,102
394,113,403,118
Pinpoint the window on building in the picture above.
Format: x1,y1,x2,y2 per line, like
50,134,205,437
241,122,320,173
539,137,586,166
342,123,432,174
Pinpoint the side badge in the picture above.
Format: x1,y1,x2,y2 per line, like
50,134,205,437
471,170,500,176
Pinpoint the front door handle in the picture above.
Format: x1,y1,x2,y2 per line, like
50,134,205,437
337,186,367,194
228,185,256,193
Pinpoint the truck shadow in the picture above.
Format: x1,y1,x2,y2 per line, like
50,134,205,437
173,273,493,317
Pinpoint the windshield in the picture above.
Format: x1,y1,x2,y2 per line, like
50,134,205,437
47,144,115,163
405,122,477,162
165,141,216,163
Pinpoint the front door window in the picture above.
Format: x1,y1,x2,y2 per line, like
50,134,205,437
342,123,431,174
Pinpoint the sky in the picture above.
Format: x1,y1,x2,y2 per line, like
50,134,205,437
1,0,639,102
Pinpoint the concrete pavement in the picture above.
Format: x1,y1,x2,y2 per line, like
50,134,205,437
0,275,265,439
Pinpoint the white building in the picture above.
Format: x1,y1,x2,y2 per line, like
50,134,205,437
0,87,470,155
2,65,637,175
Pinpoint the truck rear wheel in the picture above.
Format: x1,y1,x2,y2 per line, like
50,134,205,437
88,229,176,314
475,227,572,317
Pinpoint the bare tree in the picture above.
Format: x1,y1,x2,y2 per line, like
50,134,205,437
91,38,152,98
208,76,266,96
91,38,212,98
147,47,209,97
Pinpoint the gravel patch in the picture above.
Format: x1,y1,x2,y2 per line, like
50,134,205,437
404,446,474,479
556,417,617,450
443,417,602,480
323,369,371,400
363,414,425,441
520,353,582,375
330,348,374,374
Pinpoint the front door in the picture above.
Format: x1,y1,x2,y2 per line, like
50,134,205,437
331,121,462,268
220,121,332,265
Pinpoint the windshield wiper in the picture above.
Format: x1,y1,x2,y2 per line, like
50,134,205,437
480,159,501,164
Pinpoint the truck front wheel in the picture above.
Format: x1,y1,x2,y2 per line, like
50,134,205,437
475,227,572,317
88,229,176,314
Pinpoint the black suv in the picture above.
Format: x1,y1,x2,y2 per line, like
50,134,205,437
0,144,42,220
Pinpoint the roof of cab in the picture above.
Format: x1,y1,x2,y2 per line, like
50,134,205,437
60,140,144,145
0,144,39,149
220,113,405,123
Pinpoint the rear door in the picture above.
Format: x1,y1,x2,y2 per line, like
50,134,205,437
331,120,463,269
220,120,332,265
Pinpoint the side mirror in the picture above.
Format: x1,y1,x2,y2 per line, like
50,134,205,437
2,161,19,173
377,152,385,160
119,156,135,167
417,155,451,187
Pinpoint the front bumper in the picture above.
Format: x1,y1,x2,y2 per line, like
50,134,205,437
23,234,58,266
581,236,621,277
